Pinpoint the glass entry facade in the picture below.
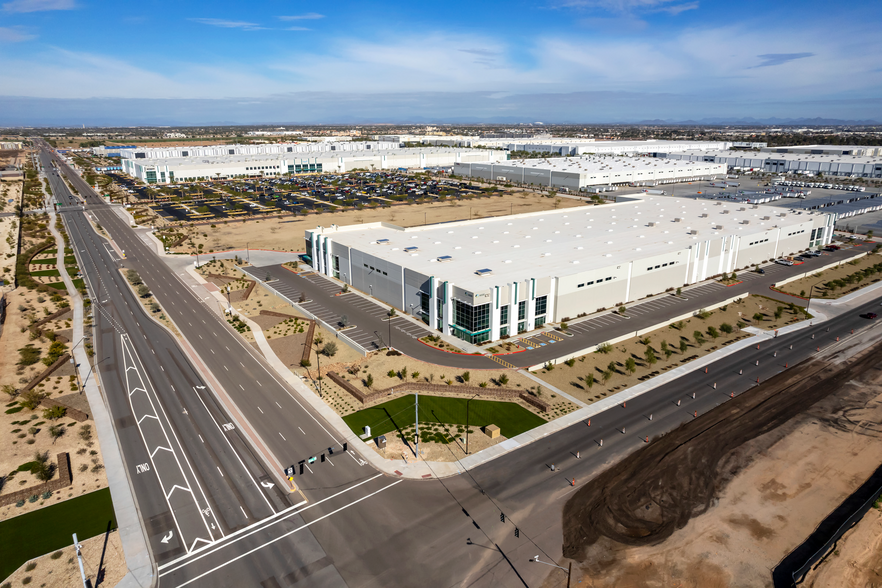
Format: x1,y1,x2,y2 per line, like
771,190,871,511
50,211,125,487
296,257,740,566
451,300,490,343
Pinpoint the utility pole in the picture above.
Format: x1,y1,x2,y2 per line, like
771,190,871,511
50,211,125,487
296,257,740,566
73,533,89,588
415,392,419,459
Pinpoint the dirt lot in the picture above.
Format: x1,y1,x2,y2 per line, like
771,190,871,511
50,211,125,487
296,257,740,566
803,506,882,587
3,529,125,588
777,252,881,299
560,336,882,588
169,191,587,254
0,372,107,519
531,296,802,406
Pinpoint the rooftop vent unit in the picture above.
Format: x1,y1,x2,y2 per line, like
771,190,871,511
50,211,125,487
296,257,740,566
722,209,730,214
647,222,656,227
674,217,682,222
690,229,699,235
700,213,708,218
437,255,453,263
475,268,493,277
403,246,418,253
761,216,771,220
779,213,787,217
742,220,751,225
375,239,390,245
739,207,746,211
715,225,724,230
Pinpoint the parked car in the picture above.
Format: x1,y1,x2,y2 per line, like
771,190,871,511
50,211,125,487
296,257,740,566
756,268,765,274
867,313,878,320
775,259,794,266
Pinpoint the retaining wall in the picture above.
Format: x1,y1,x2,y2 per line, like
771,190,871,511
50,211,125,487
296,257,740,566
0,453,72,507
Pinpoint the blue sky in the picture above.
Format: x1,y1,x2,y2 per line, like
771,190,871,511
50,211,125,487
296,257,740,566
1,0,880,125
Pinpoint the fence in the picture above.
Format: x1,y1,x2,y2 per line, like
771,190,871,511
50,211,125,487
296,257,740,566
773,462,882,587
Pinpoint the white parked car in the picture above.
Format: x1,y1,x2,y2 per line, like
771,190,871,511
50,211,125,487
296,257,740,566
775,258,795,266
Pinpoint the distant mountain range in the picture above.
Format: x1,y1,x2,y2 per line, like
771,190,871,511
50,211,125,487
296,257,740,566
631,117,881,126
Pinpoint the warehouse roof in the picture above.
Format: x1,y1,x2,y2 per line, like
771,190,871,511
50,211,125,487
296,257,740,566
464,155,724,176
310,196,823,291
663,149,882,165
128,147,501,168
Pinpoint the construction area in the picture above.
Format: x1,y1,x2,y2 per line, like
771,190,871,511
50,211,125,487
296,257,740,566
561,332,882,587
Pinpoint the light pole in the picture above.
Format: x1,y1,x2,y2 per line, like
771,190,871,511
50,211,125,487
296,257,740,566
83,356,110,390
466,393,479,455
806,279,825,317
530,555,570,575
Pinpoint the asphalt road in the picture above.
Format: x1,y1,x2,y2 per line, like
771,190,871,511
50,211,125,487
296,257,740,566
251,246,865,369
41,146,882,587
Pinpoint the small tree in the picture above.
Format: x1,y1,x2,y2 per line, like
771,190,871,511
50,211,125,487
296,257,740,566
596,343,612,354
365,373,374,389
2,384,17,398
618,305,627,315
625,357,636,374
720,322,733,334
48,424,65,444
42,405,67,420
136,284,150,298
601,369,613,385
707,326,719,340
321,342,337,357
752,312,764,322
693,331,705,346
461,371,470,383
607,361,617,374
498,374,509,386
679,339,688,353
676,287,682,297
644,347,657,365
774,307,783,320
388,308,396,318
78,424,92,443
585,373,595,389
339,314,349,327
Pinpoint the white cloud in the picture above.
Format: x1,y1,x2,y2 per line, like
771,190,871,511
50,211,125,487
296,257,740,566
0,26,35,42
278,13,324,21
189,18,265,30
2,0,74,12
555,0,697,14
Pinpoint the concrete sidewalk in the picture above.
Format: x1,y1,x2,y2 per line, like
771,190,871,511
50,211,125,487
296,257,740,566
51,205,156,588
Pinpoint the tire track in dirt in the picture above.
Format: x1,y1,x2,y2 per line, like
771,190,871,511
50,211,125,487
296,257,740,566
562,340,882,558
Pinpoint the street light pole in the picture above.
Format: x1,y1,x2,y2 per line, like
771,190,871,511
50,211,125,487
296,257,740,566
466,393,478,455
530,555,570,574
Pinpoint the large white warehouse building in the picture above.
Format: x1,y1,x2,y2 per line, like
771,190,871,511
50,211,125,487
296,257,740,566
475,139,732,155
306,198,833,344
109,141,400,160
656,150,882,177
760,144,882,157
453,156,726,189
121,148,507,184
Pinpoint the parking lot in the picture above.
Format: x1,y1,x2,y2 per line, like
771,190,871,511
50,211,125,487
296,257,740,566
247,268,434,354
107,171,494,225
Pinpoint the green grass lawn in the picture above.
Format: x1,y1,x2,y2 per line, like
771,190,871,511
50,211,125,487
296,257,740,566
0,488,117,579
342,394,545,440
28,269,61,277
62,255,77,265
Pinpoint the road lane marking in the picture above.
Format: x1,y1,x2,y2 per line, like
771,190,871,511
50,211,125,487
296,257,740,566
217,467,224,477
257,406,263,414
167,479,403,586
240,506,248,519
279,432,286,440
298,427,305,434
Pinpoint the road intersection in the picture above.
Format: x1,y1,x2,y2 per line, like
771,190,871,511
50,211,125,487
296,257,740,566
40,144,882,587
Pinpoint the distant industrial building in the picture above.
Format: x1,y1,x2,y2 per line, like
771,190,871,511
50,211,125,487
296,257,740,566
761,145,882,157
475,139,733,156
120,147,506,184
0,141,24,150
656,150,882,177
109,141,400,160
453,156,726,190
306,197,833,344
